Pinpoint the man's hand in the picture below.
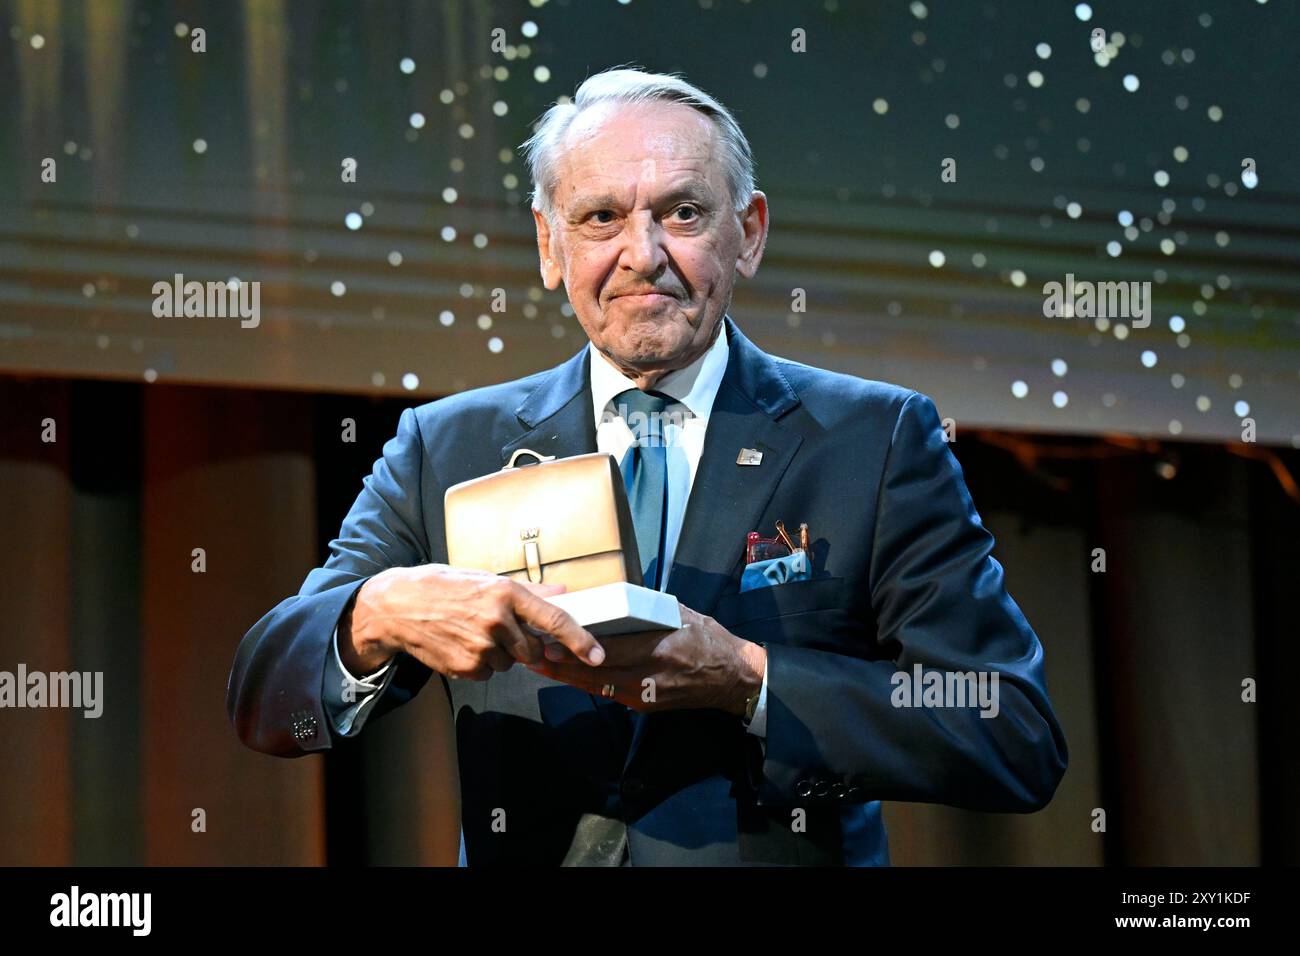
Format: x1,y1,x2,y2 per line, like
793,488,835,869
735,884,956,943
338,565,605,679
524,603,766,716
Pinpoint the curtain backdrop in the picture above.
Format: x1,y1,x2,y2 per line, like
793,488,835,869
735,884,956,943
1,374,1294,866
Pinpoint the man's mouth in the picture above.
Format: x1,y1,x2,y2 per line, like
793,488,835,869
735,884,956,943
612,292,675,304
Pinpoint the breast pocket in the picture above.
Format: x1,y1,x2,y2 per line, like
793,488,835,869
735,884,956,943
712,576,845,629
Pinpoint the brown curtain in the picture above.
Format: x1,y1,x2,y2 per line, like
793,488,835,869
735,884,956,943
0,375,1290,866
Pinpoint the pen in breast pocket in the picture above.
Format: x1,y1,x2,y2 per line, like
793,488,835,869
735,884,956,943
773,520,798,552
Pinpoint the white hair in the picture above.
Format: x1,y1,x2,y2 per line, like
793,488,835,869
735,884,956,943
520,65,756,221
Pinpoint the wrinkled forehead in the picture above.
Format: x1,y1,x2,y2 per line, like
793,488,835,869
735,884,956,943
551,100,729,205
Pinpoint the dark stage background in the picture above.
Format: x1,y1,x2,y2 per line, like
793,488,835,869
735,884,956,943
0,0,1297,866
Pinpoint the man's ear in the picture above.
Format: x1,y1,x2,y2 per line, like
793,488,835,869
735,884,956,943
734,191,769,280
532,206,564,289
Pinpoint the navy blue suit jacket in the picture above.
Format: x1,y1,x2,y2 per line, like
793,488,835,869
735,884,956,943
227,314,1068,865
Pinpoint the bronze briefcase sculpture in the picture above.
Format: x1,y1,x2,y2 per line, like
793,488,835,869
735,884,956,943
444,449,643,590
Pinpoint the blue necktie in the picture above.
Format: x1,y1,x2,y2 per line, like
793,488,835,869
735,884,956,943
614,388,672,590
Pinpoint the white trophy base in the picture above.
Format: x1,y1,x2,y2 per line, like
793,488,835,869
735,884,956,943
543,581,681,636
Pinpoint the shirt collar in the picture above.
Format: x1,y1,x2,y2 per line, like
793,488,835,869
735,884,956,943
588,316,730,427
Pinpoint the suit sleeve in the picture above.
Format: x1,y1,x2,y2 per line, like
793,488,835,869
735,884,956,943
226,406,437,757
753,391,1068,811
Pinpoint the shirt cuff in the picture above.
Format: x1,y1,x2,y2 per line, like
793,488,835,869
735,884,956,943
322,624,396,736
744,654,769,739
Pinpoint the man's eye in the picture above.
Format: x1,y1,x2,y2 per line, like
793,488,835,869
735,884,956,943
673,205,700,221
590,210,615,224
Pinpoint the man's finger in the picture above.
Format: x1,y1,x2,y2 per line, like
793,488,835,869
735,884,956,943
511,585,605,665
517,580,567,597
542,630,665,666
489,608,546,665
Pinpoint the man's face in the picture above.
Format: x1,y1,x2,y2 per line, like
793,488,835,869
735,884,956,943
532,100,768,378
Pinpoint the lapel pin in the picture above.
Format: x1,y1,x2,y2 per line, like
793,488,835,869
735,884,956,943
736,447,763,466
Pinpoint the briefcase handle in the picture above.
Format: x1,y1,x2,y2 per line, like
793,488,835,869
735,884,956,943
502,448,558,471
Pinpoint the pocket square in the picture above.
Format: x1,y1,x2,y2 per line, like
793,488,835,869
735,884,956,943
740,549,811,593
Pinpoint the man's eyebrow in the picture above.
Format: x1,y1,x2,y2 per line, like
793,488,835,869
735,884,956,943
566,183,714,218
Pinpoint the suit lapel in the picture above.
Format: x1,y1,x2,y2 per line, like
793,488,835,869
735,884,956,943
666,314,804,616
625,315,804,772
499,345,596,467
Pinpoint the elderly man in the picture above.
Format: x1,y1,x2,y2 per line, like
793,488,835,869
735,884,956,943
227,67,1067,866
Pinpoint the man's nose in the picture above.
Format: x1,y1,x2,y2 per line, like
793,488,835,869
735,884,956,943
617,213,668,277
